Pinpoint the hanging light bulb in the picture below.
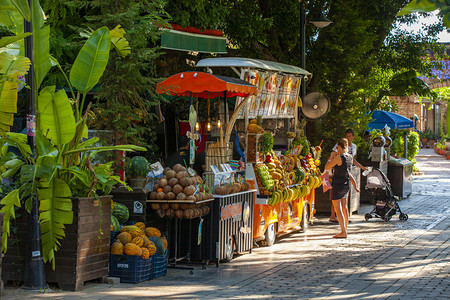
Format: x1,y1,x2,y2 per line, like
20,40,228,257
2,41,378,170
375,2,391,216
195,122,199,131
207,122,211,131
217,119,221,128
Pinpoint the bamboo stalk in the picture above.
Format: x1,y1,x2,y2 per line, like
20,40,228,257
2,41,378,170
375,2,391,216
224,96,250,147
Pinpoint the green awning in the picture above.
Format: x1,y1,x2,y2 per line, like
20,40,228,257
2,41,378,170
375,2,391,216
161,29,227,54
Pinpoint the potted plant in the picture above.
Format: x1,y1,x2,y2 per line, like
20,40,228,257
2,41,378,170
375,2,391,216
419,129,430,148
127,156,150,189
1,2,144,289
428,131,437,148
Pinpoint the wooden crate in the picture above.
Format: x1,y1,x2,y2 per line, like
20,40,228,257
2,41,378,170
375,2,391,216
3,196,111,291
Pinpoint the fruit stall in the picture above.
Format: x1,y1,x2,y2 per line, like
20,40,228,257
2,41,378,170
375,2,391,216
196,58,322,246
154,72,258,265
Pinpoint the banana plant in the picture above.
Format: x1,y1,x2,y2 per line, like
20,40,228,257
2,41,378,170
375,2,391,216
0,0,139,269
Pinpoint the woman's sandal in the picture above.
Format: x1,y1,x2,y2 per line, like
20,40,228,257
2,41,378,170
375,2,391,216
333,233,347,238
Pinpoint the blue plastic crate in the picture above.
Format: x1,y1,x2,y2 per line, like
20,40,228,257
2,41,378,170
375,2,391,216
110,254,152,283
151,250,168,279
110,231,120,245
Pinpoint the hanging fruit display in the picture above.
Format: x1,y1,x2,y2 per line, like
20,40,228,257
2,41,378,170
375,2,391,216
252,140,324,206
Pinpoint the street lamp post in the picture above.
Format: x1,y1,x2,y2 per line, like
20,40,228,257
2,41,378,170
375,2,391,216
299,1,332,101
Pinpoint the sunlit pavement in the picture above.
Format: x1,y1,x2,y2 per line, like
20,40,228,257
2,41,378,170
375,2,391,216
4,148,449,299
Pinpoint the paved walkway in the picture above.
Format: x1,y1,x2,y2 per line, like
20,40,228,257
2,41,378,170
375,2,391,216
3,148,449,299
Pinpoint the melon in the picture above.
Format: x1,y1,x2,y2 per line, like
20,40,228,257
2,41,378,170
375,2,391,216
112,203,129,224
148,236,166,255
111,215,121,232
145,227,161,238
128,156,149,178
117,232,132,245
124,243,142,256
111,241,124,255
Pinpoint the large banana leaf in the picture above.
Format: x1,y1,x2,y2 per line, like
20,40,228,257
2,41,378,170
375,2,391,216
0,52,31,75
110,25,131,58
38,86,76,146
0,188,21,252
0,53,30,135
9,0,30,21
38,177,73,269
32,0,51,89
0,72,19,136
0,32,31,48
69,27,111,94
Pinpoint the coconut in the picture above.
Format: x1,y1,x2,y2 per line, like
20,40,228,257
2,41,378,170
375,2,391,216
159,178,168,188
186,195,196,202
179,204,189,210
176,192,186,200
151,203,160,210
163,167,171,175
163,185,172,194
166,208,174,218
176,170,189,180
175,209,183,219
172,184,183,195
156,192,166,200
194,194,200,202
214,186,224,195
165,192,176,200
183,185,195,196
173,164,186,173
170,203,180,210
183,209,194,219
197,192,205,201
160,203,170,210
168,177,178,187
156,209,165,218
166,169,176,180
179,177,191,188
204,185,210,193
149,191,158,200
153,184,159,192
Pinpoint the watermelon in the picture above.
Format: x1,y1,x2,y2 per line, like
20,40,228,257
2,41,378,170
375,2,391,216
148,236,165,255
111,215,121,232
128,156,149,178
112,203,129,224
295,167,306,183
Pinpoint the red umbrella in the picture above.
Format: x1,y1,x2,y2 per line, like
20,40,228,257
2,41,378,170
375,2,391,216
156,71,257,98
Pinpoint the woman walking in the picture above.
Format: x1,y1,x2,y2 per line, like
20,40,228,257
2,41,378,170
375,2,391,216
325,138,360,238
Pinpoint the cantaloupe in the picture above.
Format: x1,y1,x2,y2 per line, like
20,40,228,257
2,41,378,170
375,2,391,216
124,243,142,256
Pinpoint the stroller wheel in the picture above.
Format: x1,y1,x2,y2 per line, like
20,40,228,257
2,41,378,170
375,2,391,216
384,214,392,222
364,213,372,221
399,213,408,221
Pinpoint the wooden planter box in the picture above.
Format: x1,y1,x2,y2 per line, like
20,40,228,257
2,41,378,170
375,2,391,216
2,196,111,291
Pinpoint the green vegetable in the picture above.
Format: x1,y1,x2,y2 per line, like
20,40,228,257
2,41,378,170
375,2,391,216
259,132,274,155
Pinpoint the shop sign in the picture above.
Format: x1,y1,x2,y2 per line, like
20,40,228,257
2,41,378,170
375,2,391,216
220,202,243,221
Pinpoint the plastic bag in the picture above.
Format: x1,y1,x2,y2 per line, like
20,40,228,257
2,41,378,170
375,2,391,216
321,171,332,193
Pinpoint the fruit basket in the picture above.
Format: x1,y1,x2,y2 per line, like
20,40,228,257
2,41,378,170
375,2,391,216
110,255,152,283
150,250,168,279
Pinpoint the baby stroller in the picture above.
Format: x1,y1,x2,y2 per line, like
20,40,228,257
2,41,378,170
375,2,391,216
363,168,408,222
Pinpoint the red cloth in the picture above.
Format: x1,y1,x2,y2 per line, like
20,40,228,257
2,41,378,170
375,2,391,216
178,121,208,153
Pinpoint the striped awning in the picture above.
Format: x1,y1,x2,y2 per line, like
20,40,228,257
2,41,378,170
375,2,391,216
161,29,227,54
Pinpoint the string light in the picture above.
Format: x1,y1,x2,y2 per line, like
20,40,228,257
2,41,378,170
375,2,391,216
217,119,221,128
207,122,211,131
195,122,199,131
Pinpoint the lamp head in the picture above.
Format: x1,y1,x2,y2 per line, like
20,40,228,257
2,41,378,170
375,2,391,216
309,11,332,28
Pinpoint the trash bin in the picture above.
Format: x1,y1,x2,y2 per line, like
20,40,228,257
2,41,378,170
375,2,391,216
388,158,413,198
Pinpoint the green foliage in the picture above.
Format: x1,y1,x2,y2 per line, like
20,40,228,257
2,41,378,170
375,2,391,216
390,129,420,162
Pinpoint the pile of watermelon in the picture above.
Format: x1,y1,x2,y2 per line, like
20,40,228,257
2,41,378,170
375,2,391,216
111,202,130,232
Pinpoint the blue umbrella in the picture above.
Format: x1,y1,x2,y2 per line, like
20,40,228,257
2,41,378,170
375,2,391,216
368,110,414,130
